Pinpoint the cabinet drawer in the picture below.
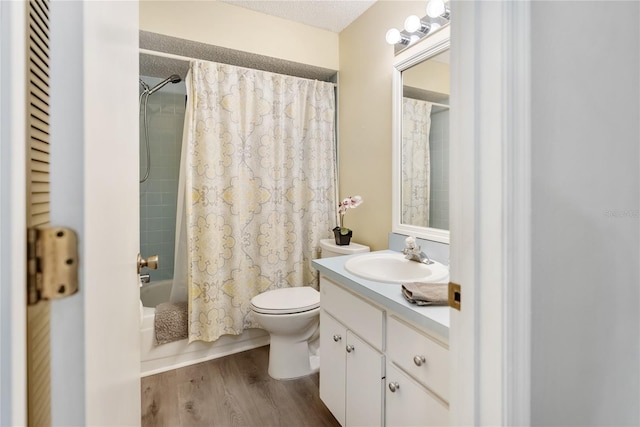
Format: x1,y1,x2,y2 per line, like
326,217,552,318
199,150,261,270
386,362,448,426
320,276,384,351
387,315,449,401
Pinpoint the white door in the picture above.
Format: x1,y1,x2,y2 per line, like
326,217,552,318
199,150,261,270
1,1,141,424
448,1,531,425
48,1,141,425
448,0,481,423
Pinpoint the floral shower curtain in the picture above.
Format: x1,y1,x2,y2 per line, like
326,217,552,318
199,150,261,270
177,60,337,343
402,97,432,227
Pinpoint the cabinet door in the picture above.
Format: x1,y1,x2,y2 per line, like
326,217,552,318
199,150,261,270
345,331,384,427
386,363,449,426
320,310,347,426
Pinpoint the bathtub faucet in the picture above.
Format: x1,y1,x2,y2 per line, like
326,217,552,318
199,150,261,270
140,274,151,284
402,236,433,265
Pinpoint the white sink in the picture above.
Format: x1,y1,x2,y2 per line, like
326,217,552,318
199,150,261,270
344,252,449,284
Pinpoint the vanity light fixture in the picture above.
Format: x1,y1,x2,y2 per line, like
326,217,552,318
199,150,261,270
429,22,442,33
426,0,450,19
386,0,450,52
386,28,410,46
409,34,421,45
404,15,430,34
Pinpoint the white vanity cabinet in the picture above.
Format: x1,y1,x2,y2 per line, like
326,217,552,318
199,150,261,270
385,315,449,426
320,277,384,427
318,274,449,426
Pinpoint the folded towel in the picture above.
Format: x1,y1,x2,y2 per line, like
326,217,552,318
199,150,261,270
154,302,188,345
401,282,448,306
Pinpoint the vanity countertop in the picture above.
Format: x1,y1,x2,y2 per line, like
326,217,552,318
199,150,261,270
312,250,450,339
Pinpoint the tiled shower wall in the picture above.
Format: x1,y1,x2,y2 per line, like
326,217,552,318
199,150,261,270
139,77,186,282
429,108,450,231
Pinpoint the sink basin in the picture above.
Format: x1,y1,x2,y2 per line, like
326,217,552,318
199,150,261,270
344,252,449,284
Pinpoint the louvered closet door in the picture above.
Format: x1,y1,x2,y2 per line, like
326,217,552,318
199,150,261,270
26,0,52,425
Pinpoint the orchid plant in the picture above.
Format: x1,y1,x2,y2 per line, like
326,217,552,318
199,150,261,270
337,195,363,235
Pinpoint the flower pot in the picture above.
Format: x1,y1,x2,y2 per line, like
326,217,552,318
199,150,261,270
333,227,353,246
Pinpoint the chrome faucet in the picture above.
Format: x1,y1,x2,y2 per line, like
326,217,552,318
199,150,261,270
402,236,433,265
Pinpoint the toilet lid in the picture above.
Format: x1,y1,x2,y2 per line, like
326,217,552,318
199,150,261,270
251,287,320,314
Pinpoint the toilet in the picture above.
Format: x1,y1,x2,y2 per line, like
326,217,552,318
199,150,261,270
250,238,369,380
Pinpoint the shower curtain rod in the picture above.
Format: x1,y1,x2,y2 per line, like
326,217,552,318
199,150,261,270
139,48,338,87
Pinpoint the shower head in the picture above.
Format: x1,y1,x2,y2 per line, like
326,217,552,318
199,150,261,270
148,74,182,95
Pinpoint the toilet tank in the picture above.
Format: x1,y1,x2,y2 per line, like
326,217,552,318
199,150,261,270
319,238,370,258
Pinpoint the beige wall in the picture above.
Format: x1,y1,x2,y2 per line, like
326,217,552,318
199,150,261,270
140,0,339,70
338,1,425,250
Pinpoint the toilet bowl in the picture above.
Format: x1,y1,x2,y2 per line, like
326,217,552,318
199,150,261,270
251,239,369,380
251,286,321,380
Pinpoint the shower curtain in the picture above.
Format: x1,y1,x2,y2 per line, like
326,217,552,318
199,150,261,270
402,97,433,227
173,60,337,343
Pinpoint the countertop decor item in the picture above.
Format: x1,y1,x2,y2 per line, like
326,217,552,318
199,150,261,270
334,195,363,245
333,226,353,245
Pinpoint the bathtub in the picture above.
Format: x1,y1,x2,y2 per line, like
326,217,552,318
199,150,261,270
140,279,269,377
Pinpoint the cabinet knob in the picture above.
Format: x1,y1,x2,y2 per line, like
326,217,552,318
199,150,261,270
388,382,400,392
333,334,342,342
345,344,355,353
413,355,426,366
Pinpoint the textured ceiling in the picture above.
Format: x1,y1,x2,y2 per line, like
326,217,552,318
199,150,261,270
222,0,377,33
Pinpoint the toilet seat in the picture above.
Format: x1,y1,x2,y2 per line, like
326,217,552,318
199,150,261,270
251,287,320,315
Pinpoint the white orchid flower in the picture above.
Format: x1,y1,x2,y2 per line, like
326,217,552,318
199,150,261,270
337,195,364,230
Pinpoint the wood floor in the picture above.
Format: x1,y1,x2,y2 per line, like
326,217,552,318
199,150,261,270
141,345,340,427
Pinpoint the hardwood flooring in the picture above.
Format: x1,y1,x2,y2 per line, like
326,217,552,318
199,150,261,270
141,345,340,427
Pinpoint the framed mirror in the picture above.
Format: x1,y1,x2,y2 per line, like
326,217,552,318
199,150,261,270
392,27,450,244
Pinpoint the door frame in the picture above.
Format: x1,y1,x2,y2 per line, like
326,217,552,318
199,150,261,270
0,1,28,425
449,0,531,425
501,2,532,424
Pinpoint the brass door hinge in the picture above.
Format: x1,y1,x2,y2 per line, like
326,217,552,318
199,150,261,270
448,282,461,311
27,227,79,305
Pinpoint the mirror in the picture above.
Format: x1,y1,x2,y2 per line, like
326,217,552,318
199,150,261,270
392,27,450,244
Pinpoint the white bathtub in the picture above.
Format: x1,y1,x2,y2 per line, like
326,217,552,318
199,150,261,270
139,279,269,377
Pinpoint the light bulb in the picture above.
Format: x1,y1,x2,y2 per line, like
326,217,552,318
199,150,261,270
409,35,421,45
426,0,446,18
386,28,402,45
404,15,422,33
429,22,441,32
